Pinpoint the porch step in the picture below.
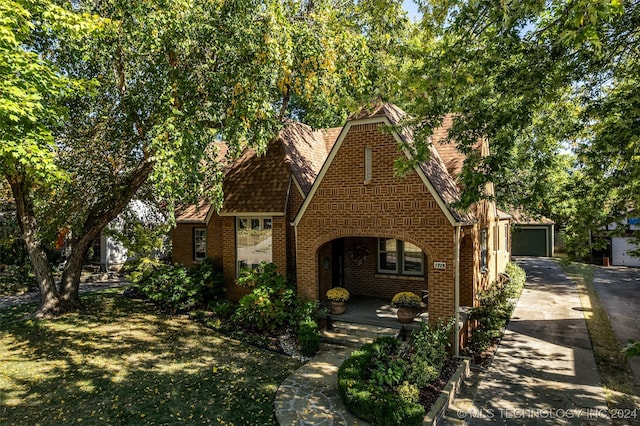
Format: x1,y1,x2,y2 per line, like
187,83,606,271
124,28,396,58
321,321,400,348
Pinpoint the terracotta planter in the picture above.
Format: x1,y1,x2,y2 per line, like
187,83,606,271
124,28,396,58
396,307,416,323
330,301,346,315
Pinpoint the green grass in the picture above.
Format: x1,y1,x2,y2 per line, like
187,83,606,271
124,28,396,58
556,258,640,425
0,287,301,425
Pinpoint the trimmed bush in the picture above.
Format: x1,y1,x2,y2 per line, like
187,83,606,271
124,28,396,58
338,340,425,426
298,320,320,357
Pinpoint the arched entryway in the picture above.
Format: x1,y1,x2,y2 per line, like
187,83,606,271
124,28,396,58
318,236,428,303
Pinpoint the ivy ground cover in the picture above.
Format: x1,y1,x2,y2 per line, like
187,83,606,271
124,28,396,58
0,288,301,425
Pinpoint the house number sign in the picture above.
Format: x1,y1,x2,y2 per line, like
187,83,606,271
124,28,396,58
433,262,446,270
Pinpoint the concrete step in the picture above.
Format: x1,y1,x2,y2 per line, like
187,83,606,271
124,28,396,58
321,321,400,347
320,330,374,348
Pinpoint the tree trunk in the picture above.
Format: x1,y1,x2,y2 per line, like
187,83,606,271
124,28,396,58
58,158,156,307
59,232,99,308
7,178,61,317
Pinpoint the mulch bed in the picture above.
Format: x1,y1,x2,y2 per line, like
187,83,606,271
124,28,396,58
419,357,461,410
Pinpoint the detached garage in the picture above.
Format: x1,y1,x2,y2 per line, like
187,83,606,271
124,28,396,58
611,237,640,267
510,211,555,257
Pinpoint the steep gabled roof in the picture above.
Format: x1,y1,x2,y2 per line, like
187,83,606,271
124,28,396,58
220,140,290,215
279,122,334,195
350,103,474,223
292,103,476,226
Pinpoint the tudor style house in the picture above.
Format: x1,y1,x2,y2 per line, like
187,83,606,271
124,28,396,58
172,103,511,331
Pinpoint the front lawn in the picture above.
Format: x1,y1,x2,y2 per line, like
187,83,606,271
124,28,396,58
0,288,301,425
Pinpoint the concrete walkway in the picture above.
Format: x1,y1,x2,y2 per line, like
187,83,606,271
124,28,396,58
274,344,371,426
464,257,610,425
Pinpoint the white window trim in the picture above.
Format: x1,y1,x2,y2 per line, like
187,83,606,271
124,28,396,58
236,216,273,274
194,228,207,261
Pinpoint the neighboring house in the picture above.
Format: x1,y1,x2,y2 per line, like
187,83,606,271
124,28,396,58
595,214,640,267
172,103,511,336
510,210,555,257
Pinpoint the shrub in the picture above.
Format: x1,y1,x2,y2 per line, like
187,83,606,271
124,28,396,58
136,259,224,312
298,320,320,357
397,381,420,404
408,319,453,387
232,263,297,331
469,262,525,353
338,340,425,426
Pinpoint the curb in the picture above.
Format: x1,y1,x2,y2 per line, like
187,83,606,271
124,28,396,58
423,358,471,426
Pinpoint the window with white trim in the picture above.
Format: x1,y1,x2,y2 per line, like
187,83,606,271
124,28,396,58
236,217,272,272
377,238,424,276
193,228,207,261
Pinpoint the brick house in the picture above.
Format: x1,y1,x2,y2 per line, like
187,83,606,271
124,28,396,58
172,103,511,331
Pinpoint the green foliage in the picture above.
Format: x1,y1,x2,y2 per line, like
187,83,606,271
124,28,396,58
208,299,238,320
0,213,29,266
337,338,425,426
623,340,640,359
469,262,526,354
233,263,297,331
408,319,453,387
137,259,224,312
297,319,320,357
401,0,639,244
371,357,407,388
396,381,420,404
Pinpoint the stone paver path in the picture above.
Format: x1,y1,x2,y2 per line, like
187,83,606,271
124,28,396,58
274,344,371,426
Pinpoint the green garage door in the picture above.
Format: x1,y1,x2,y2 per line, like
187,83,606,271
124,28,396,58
512,229,548,256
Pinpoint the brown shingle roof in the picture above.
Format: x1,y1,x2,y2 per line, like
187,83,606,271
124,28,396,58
220,140,290,214
175,199,212,224
510,209,554,224
279,122,333,195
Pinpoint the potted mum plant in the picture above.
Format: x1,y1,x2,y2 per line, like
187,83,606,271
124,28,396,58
326,287,350,315
391,291,422,323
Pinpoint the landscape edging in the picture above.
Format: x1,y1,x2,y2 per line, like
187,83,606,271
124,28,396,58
423,357,471,425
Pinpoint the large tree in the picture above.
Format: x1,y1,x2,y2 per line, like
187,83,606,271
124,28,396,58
400,0,628,204
399,0,639,257
2,0,410,316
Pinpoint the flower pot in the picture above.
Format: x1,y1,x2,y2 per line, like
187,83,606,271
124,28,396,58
396,307,415,323
330,301,346,315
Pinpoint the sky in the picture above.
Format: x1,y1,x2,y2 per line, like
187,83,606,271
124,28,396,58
403,0,421,21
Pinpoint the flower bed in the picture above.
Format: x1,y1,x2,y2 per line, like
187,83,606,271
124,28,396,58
338,320,455,425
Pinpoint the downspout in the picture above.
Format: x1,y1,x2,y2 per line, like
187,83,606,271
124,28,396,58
454,224,461,357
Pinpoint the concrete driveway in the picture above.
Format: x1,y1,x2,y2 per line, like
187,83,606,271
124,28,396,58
466,257,610,425
593,265,640,385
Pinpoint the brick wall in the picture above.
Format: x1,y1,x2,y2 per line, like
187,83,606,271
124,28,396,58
171,215,223,268
286,182,305,278
341,237,426,300
295,122,458,324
